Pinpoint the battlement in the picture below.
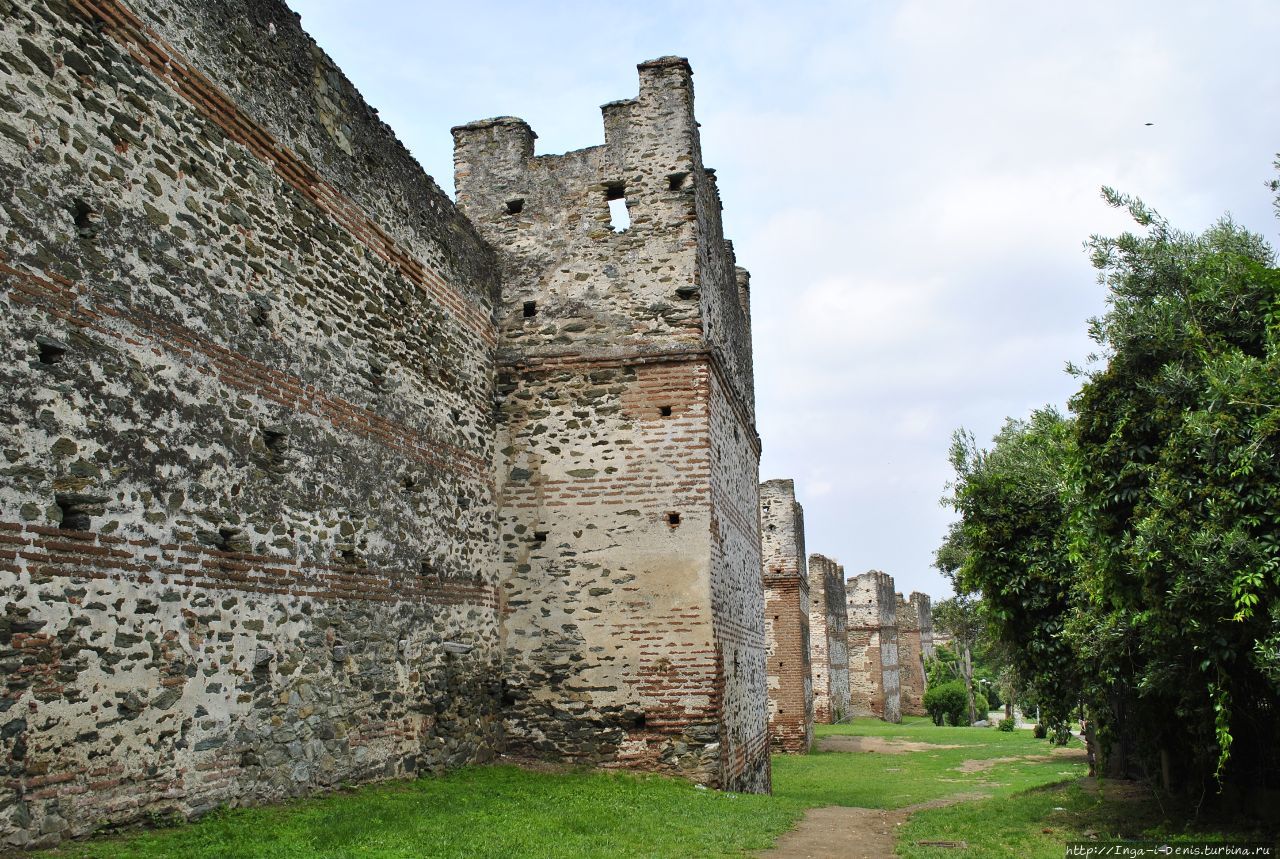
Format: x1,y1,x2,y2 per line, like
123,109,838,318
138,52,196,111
460,57,769,793
453,57,755,421
761,479,807,581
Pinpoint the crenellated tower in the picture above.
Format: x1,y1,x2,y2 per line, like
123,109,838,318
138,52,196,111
453,57,768,792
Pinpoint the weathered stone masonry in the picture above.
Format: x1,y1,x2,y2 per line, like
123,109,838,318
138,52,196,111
847,571,900,722
0,0,506,847
759,479,811,753
807,553,849,724
896,593,926,717
1,0,772,847
452,59,769,791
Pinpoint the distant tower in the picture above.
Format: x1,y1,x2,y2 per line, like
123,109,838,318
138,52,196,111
759,479,813,753
847,571,901,722
808,554,850,723
453,58,769,792
896,592,927,716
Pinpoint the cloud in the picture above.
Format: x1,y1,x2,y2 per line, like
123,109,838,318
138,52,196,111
290,0,1280,597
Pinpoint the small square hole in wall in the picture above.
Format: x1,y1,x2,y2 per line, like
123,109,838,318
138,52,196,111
604,182,629,231
666,512,681,527
533,530,548,545
658,405,672,417
35,336,67,365
523,301,537,318
505,198,524,215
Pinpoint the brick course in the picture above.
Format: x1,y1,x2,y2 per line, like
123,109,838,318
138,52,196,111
760,480,812,753
847,571,901,722
808,554,850,724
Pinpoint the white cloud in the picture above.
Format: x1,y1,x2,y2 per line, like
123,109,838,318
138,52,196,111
291,0,1280,597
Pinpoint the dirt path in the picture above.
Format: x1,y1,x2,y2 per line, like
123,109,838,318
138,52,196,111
815,736,962,754
757,806,908,859
955,745,1087,773
764,739,1089,856
759,795,987,859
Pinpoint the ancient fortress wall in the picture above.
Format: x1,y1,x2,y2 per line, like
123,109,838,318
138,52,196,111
759,480,812,753
911,591,934,661
452,58,769,792
0,0,506,848
896,594,926,717
847,571,900,722
807,554,849,724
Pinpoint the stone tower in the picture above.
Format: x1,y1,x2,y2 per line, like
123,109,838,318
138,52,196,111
453,58,769,792
847,571,901,722
808,554,850,723
759,480,813,753
896,593,926,716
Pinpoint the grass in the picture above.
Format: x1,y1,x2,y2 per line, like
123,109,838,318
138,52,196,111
39,765,802,858
899,777,1279,858
774,716,1086,808
38,716,1273,857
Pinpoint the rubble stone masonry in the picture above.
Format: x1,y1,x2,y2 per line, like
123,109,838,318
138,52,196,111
911,591,934,662
896,593,926,717
0,0,505,848
759,480,811,753
807,554,849,724
452,57,769,792
847,571,900,722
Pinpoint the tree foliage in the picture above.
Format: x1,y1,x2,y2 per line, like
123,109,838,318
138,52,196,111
942,409,1080,734
939,177,1280,801
1070,189,1280,793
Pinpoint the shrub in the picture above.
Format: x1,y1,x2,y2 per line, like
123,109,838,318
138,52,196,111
924,681,987,726
924,681,965,725
1033,723,1048,739
998,718,1015,732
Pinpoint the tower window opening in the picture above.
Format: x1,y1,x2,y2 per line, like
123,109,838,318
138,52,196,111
658,405,672,417
666,512,681,527
523,301,537,318
604,183,629,231
505,198,524,215
607,198,630,232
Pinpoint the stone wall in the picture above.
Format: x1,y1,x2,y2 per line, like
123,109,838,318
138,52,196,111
452,58,769,793
0,0,504,849
911,591,934,661
759,480,811,753
896,594,925,717
846,571,900,722
807,554,849,724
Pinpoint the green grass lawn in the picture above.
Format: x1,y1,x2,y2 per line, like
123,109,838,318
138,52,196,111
773,717,1086,808
39,765,802,859
899,776,1279,858
37,717,1271,858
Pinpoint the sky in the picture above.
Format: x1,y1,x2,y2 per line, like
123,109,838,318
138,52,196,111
290,0,1280,598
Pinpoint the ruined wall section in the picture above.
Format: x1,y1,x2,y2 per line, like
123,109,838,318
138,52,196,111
759,480,811,753
453,58,767,792
896,594,925,717
847,571,900,722
911,591,934,661
808,554,849,724
708,372,768,792
0,0,501,848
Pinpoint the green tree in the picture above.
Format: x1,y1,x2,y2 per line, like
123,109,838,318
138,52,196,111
931,531,985,726
941,409,1081,736
1070,189,1280,796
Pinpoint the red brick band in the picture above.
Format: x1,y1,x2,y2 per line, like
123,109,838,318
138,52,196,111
1,259,490,483
0,521,497,607
65,0,494,346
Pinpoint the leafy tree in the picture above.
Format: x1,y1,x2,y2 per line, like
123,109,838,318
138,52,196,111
1070,189,1280,796
930,535,984,726
941,409,1081,735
